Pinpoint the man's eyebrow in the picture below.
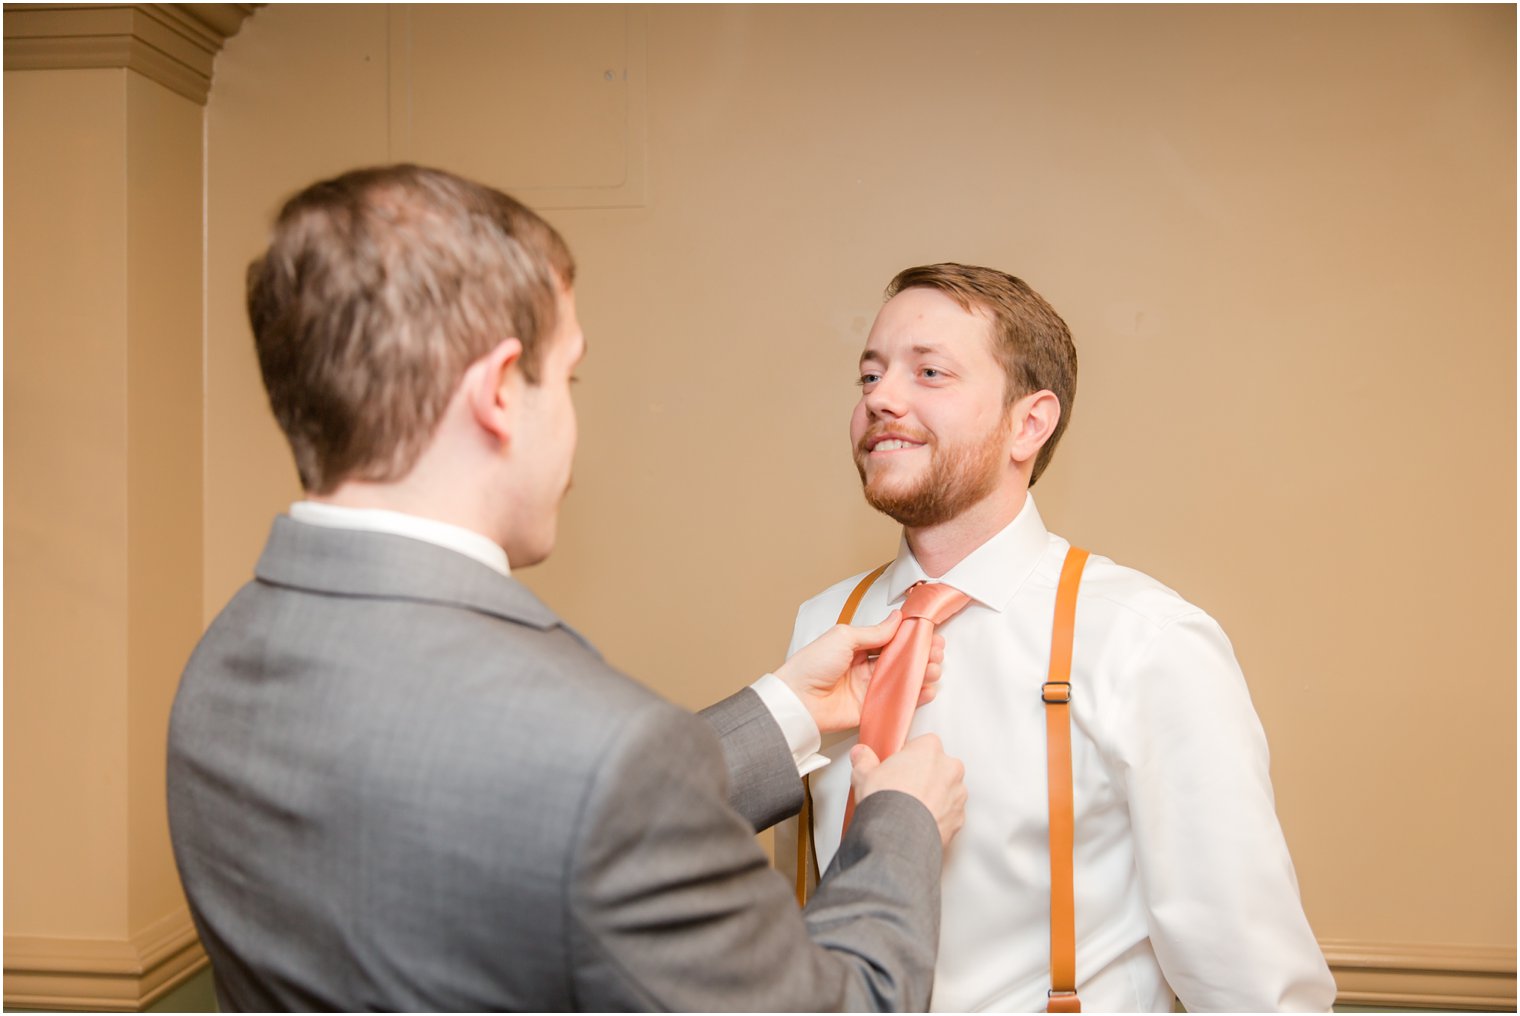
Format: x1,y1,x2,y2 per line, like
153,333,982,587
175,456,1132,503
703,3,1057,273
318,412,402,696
859,343,952,366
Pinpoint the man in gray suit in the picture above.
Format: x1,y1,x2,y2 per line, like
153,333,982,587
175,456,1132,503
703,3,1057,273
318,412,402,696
167,165,967,1011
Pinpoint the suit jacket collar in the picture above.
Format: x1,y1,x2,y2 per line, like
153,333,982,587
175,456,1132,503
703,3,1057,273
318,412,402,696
255,515,563,632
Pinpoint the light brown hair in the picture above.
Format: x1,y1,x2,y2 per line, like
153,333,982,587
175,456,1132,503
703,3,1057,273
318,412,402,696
886,263,1076,486
247,164,575,493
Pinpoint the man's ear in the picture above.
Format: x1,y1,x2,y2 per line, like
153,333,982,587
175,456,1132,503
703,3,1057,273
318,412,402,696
1009,389,1061,468
463,338,525,446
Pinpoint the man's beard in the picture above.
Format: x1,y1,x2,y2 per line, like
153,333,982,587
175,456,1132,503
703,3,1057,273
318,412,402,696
854,423,1007,528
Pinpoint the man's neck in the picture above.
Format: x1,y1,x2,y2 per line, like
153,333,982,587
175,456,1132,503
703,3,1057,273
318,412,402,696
904,485,1029,578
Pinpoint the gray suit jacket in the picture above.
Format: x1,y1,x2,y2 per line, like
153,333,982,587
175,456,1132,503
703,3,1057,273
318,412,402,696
167,518,942,1011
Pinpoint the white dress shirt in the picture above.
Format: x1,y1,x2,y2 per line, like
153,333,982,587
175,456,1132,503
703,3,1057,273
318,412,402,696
287,502,825,772
787,496,1335,1012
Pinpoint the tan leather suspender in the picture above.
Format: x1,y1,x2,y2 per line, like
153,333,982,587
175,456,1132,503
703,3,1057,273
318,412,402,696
795,548,1089,1015
1043,547,1089,1013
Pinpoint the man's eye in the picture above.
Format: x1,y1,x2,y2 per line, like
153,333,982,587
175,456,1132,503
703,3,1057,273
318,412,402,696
921,368,942,379
857,372,881,387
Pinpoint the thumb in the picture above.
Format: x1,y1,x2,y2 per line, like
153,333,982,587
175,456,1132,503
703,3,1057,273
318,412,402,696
850,610,903,652
850,743,882,777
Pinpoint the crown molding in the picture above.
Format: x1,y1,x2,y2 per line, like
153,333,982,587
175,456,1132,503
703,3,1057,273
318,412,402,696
3,4,257,104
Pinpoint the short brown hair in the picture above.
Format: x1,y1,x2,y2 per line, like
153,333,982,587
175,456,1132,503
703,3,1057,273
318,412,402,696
885,263,1076,486
247,164,575,493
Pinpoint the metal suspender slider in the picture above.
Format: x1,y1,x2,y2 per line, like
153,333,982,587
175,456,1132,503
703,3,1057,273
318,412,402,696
1041,681,1072,704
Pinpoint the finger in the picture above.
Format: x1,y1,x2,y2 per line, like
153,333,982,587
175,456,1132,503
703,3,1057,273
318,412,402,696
915,636,946,705
917,661,942,702
899,732,943,755
849,743,881,775
846,610,903,651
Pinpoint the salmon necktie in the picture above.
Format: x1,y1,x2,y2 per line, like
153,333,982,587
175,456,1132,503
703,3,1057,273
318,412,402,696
840,581,971,833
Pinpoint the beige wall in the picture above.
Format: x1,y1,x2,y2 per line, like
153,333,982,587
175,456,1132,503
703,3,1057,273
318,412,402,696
6,67,134,943
123,64,206,937
5,60,208,1008
6,2,1512,1010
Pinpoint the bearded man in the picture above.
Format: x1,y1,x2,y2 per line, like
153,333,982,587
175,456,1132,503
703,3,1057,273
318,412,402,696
779,264,1337,1012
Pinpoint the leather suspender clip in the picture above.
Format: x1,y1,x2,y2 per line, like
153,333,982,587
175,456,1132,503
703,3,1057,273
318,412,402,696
1041,681,1072,704
1047,989,1081,1013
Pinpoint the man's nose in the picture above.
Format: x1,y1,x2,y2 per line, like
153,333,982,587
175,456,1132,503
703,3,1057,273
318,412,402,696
862,371,907,418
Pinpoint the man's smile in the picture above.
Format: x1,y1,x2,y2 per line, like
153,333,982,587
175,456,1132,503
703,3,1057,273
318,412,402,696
862,430,931,454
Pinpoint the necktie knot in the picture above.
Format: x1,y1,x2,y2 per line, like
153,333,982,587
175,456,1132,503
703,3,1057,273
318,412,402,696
902,581,971,625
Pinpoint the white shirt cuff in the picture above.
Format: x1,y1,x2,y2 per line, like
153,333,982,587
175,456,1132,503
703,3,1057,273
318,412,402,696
750,673,830,777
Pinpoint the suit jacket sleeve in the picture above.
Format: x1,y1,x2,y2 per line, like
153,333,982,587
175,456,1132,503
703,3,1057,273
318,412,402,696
699,687,805,832
567,698,941,1012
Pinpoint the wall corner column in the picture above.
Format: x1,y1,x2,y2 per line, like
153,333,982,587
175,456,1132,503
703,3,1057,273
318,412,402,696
4,4,253,1009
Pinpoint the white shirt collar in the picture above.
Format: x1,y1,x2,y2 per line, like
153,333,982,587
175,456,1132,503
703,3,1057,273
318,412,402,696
884,494,1050,612
288,501,512,578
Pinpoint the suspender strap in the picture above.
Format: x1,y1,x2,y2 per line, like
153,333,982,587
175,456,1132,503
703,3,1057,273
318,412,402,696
1043,546,1089,1013
795,562,889,907
838,563,889,630
795,775,818,905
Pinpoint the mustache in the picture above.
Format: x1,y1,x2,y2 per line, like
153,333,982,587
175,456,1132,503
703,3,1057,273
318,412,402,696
855,424,934,456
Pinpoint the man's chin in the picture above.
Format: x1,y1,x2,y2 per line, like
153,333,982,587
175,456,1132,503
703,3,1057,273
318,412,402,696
860,483,927,525
505,528,556,571
861,480,900,505
861,470,922,503
858,457,919,489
